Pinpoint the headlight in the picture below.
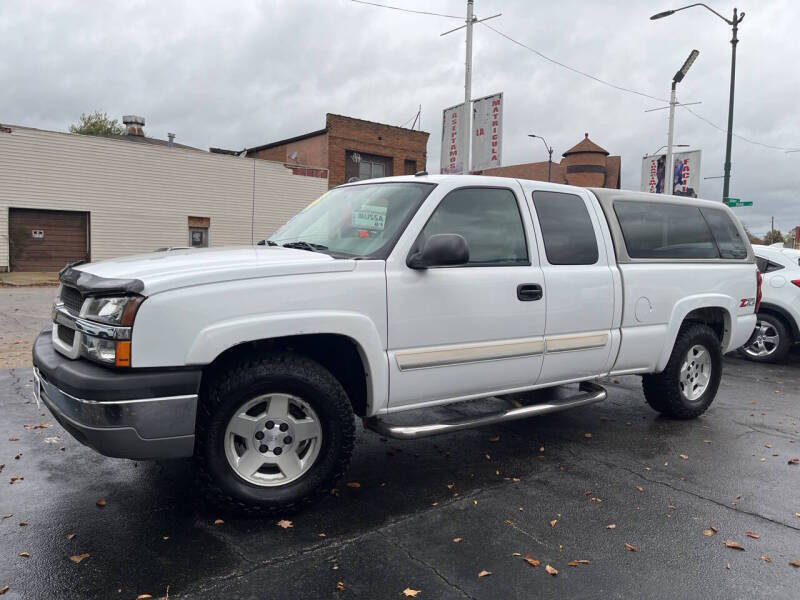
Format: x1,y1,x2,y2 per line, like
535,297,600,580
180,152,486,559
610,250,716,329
82,296,143,326
80,335,118,364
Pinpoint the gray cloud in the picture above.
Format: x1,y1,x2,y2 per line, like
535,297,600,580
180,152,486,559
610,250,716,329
1,0,798,236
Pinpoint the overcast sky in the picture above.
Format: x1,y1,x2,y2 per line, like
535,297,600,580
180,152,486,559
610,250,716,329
2,0,798,236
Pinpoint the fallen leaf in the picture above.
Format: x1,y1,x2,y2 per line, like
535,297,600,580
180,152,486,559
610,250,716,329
568,560,579,567
584,433,592,439
402,589,420,598
550,519,558,528
19,551,30,558
625,543,637,552
346,481,361,488
539,446,545,452
745,531,759,540
0,586,8,595
70,552,90,564
136,596,152,600
485,454,491,460
790,560,800,568
545,564,558,576
453,537,463,543
24,422,51,430
788,457,799,465
8,438,19,442
765,443,772,448
636,486,644,493
2,514,10,520
14,453,21,460
724,540,745,551
67,533,75,541
19,522,27,527
680,454,688,460
95,498,106,508
577,559,590,564
213,519,224,526
726,562,731,570
477,570,492,578
336,581,345,591
703,527,717,537
277,520,293,529
760,554,771,563
523,555,539,568
512,552,521,557
489,436,500,442
606,523,616,529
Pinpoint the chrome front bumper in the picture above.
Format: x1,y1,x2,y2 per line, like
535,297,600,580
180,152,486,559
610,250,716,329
33,365,198,460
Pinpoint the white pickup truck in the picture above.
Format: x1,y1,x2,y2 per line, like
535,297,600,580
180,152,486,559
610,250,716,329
33,174,759,512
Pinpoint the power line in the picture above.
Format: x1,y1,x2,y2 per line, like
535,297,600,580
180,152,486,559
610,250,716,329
350,0,461,20
479,22,670,104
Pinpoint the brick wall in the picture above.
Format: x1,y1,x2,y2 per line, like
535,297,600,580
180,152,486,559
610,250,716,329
325,114,428,188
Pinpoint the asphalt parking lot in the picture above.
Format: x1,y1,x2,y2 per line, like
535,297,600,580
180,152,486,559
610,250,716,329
1,287,799,599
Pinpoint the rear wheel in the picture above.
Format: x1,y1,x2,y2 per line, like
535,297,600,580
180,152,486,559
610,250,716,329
740,314,791,363
643,323,722,419
196,353,355,514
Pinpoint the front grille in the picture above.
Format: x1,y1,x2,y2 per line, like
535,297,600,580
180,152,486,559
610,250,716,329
60,286,84,313
57,324,75,346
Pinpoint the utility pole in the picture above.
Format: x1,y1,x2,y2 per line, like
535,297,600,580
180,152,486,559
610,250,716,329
771,216,774,234
722,8,741,202
664,49,699,195
463,0,474,173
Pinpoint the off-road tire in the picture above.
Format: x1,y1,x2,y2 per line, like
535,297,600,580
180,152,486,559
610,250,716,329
642,323,722,420
196,353,355,515
739,313,792,363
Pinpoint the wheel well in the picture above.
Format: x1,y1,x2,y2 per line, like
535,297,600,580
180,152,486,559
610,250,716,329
682,307,729,345
758,304,798,341
202,334,369,416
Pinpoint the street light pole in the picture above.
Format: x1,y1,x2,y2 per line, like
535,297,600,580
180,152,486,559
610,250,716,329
664,49,699,195
463,0,474,173
528,134,553,182
651,4,745,201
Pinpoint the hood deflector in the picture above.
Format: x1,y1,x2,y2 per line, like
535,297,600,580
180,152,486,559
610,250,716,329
60,266,145,296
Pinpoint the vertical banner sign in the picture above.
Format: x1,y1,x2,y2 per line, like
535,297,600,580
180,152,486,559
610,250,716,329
640,150,702,197
471,92,503,171
440,103,466,174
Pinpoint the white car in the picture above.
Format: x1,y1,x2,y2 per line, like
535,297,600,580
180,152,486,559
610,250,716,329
32,175,758,512
740,245,800,361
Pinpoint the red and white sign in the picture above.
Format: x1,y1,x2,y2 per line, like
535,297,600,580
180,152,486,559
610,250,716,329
440,103,466,174
471,92,503,171
640,150,702,197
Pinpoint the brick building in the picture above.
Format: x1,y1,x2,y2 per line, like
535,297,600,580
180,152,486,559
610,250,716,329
477,133,621,189
240,114,429,188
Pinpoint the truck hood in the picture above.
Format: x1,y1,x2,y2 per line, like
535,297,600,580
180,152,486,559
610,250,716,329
71,246,356,295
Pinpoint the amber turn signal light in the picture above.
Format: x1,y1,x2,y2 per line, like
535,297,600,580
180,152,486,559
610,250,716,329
115,341,131,367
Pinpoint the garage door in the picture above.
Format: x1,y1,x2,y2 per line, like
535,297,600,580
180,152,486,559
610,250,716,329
9,208,89,272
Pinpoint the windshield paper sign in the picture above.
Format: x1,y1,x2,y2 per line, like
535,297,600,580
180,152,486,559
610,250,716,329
352,205,387,231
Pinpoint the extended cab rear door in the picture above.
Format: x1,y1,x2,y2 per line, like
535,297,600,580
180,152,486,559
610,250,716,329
522,185,617,383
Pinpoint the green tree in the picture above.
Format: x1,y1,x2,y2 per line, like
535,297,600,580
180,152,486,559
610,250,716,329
69,111,124,136
743,226,762,245
763,229,784,245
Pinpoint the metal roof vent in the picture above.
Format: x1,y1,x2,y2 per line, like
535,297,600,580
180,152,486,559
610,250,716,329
122,115,145,137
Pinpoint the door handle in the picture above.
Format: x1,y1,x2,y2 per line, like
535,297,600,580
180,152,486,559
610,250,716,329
517,283,543,301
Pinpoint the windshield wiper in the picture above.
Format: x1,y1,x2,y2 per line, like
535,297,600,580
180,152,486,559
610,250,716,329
281,240,329,252
265,240,279,247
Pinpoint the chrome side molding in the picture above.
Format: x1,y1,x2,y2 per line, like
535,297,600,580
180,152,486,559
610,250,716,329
363,382,606,439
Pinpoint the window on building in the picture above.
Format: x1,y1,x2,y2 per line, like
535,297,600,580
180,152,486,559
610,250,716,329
417,187,528,265
404,159,417,175
532,191,599,265
700,208,748,259
188,216,210,248
614,201,718,259
345,151,392,182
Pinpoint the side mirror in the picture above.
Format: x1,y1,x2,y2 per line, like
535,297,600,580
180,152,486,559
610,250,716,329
407,233,469,269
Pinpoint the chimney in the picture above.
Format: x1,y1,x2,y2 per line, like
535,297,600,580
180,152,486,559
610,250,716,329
122,115,145,137
167,133,175,147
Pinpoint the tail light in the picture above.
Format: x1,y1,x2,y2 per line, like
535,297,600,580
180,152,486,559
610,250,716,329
755,270,762,312
792,279,800,289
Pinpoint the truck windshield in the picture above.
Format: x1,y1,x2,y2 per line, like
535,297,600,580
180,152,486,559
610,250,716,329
270,182,434,258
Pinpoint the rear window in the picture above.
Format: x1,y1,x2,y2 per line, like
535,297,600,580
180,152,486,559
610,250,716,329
700,208,747,259
614,201,717,259
532,191,599,265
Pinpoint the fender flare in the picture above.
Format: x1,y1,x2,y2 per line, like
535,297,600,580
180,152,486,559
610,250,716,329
185,311,388,415
655,295,734,372
758,302,800,340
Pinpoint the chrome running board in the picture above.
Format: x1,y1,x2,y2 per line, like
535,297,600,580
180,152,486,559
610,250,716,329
363,382,606,440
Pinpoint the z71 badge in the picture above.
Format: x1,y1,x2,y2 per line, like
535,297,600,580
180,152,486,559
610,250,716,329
740,298,756,308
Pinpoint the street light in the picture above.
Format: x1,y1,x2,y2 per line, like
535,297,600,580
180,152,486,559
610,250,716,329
651,4,745,201
647,144,689,157
528,134,553,182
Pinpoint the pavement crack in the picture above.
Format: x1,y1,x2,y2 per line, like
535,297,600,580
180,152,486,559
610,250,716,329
380,533,478,600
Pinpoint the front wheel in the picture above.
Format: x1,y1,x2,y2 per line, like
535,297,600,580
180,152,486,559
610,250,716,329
739,314,791,363
642,324,722,420
196,353,355,514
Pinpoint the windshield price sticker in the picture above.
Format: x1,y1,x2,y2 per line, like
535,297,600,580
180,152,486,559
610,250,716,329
352,205,387,231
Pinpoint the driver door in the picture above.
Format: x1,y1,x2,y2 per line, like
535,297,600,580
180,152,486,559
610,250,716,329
385,185,546,411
